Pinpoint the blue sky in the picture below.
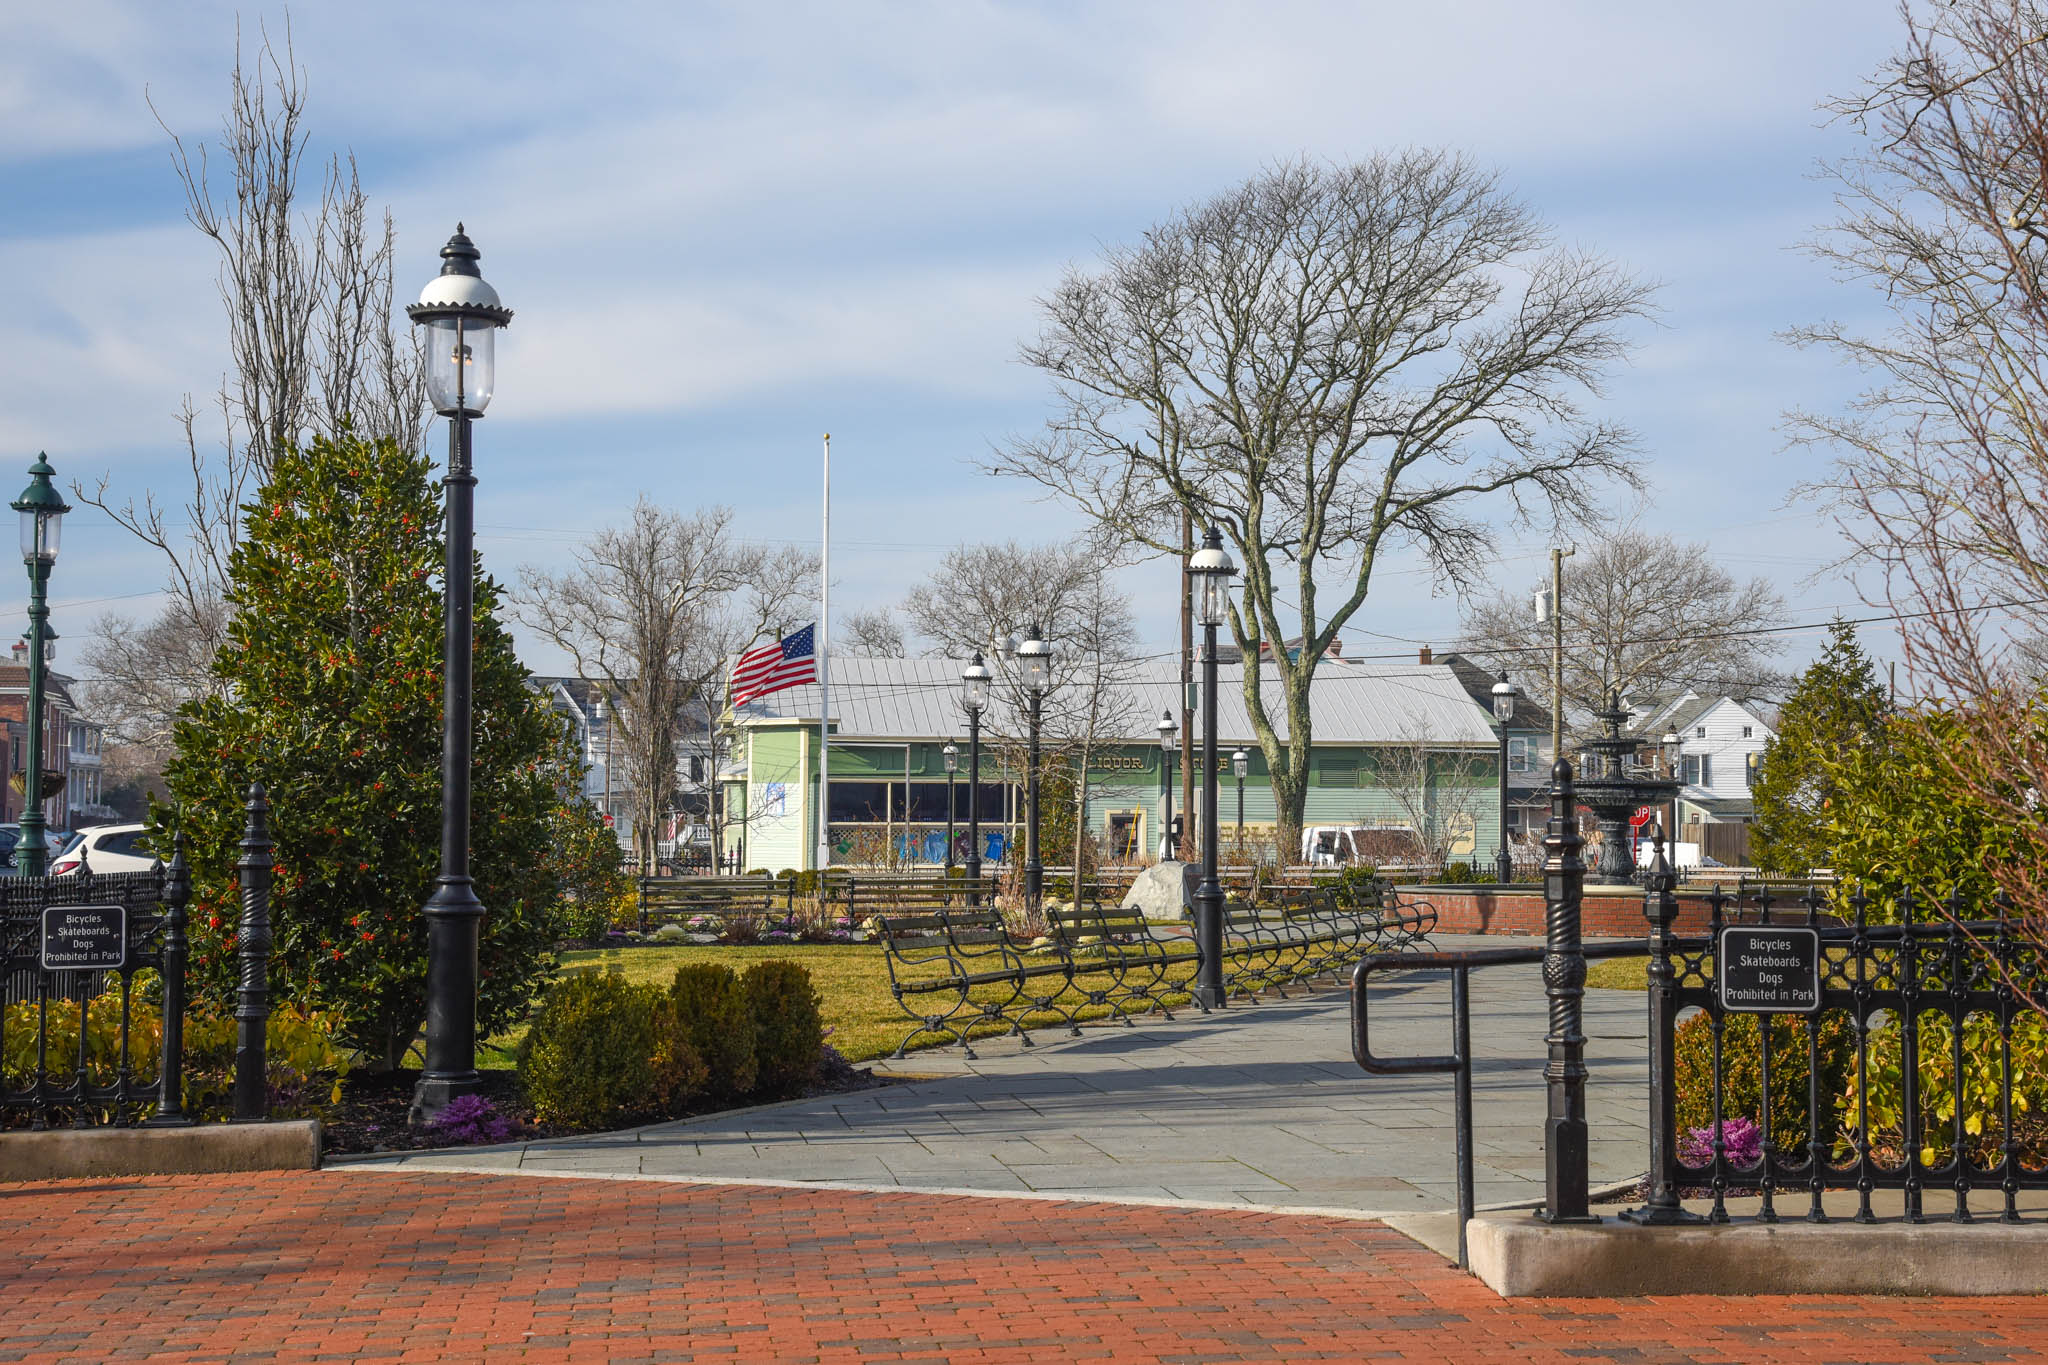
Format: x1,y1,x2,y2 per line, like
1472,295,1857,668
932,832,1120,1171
0,1,1904,683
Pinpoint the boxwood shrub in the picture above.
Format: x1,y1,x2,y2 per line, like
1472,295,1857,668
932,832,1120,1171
670,962,758,1099
743,959,824,1100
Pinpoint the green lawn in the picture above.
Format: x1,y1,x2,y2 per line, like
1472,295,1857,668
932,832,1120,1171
1584,956,1652,990
481,942,1203,1069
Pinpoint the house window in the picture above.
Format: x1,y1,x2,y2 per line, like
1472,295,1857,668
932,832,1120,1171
1683,754,1714,787
1741,725,1753,739
1506,737,1532,773
1695,725,1707,739
689,756,704,784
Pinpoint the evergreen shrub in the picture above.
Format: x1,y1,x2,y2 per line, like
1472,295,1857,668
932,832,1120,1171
742,960,824,1099
670,962,757,1098
519,971,704,1127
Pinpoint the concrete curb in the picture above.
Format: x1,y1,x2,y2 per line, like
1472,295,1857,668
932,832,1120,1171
1468,1211,2048,1296
0,1121,321,1181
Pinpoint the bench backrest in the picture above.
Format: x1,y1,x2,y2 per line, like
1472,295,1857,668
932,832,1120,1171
874,906,1011,947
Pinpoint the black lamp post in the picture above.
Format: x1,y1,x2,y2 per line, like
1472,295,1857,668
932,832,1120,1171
1231,748,1248,854
1157,711,1177,861
1017,625,1051,909
10,455,66,877
1491,672,1519,884
406,225,511,1125
1188,526,1235,1011
961,654,990,903
942,742,959,871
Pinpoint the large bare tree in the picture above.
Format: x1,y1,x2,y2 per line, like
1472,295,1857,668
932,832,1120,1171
990,153,1654,849
514,501,814,874
1790,0,2048,934
79,23,426,750
1458,523,1791,735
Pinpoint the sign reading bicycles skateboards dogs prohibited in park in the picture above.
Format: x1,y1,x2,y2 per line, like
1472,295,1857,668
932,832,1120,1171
1717,924,1821,1014
41,905,126,972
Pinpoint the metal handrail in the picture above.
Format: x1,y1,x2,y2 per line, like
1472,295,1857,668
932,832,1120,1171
1350,941,1649,1267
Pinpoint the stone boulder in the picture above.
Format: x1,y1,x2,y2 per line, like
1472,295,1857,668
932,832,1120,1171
1121,861,1198,921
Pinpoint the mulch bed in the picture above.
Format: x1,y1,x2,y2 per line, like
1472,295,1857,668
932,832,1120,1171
320,1046,895,1156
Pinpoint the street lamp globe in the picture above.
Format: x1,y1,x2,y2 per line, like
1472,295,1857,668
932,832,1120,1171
1231,748,1249,780
942,743,959,774
1158,710,1178,752
1016,624,1052,695
1661,726,1682,776
1189,525,1237,627
1491,672,1518,723
12,454,67,565
408,225,512,417
961,652,991,714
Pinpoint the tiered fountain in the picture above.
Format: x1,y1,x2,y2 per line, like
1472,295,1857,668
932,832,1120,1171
1570,692,1681,886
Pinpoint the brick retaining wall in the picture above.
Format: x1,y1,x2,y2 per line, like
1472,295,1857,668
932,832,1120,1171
1407,886,1756,938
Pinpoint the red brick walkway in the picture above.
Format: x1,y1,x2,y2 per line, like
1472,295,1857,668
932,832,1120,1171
0,1171,2043,1363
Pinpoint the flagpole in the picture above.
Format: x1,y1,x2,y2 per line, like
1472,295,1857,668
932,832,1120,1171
818,433,831,875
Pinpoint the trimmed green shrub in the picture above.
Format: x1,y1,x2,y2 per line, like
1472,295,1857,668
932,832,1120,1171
670,963,758,1099
519,971,704,1127
1674,1010,1856,1162
742,959,824,1100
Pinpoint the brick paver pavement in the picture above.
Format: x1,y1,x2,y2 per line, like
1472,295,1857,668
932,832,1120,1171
2,1170,2045,1363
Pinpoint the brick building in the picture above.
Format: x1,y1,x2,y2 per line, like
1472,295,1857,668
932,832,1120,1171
0,644,111,832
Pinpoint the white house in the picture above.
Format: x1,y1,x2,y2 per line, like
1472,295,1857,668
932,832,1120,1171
1630,691,1777,826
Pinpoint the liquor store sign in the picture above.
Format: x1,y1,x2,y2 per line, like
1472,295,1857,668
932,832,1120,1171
41,905,127,971
1716,925,1820,1014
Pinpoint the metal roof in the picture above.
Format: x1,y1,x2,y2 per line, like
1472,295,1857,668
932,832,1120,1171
732,656,1497,748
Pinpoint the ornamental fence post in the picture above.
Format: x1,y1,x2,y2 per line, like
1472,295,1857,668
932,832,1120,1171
1621,824,1697,1225
1539,759,1595,1223
234,784,274,1123
148,830,193,1126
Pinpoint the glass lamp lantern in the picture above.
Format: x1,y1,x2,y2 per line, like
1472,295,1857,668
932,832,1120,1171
1016,625,1052,695
1188,525,1237,627
11,454,67,565
1158,710,1178,752
407,225,513,417
943,743,959,774
1491,673,1518,723
961,652,992,714
1231,748,1249,780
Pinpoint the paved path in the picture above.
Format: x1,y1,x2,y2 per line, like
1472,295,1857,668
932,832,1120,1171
350,939,1652,1214
6,1171,2046,1363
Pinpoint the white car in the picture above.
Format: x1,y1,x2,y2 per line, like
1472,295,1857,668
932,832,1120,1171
51,824,160,875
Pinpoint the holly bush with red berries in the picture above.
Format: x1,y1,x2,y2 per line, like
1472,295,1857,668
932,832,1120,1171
159,431,601,1066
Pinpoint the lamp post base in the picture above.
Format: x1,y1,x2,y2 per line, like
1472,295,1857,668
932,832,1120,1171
1190,984,1226,1011
409,876,487,1126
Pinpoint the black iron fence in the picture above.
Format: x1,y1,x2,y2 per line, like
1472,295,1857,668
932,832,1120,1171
1630,877,2047,1226
0,845,193,1128
0,786,277,1130
1351,759,2048,1266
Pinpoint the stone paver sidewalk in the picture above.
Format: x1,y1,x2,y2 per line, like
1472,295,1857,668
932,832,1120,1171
5,1170,2046,1363
348,941,1651,1214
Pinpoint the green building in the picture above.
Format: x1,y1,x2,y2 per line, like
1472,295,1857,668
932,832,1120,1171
721,656,1504,873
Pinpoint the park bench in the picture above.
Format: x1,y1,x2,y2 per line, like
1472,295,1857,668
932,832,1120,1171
874,906,1075,1058
1046,901,1195,1023
835,871,996,919
636,874,789,932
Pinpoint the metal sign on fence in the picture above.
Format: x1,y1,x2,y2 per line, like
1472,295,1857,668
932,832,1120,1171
1715,924,1821,1013
39,904,126,971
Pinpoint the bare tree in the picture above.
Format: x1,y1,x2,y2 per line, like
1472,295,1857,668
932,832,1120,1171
78,22,426,748
1790,0,2048,933
841,607,908,658
990,153,1654,851
897,540,1143,887
1375,719,1495,872
514,501,814,874
1458,521,1792,736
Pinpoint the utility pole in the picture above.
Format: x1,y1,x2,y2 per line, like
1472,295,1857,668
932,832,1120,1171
1549,547,1574,760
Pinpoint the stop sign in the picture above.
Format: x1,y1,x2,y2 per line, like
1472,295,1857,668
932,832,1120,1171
1630,806,1655,828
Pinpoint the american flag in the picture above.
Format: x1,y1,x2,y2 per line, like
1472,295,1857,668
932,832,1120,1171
729,624,817,707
